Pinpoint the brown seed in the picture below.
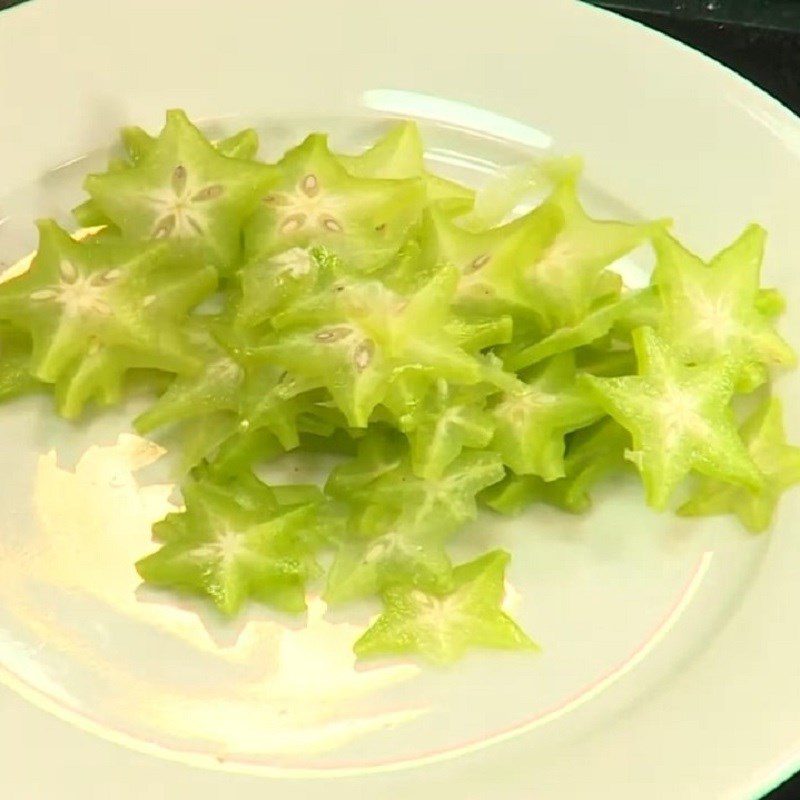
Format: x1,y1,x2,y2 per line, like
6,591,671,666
153,214,177,238
30,288,58,301
280,213,307,235
186,215,204,235
466,253,491,274
192,184,225,202
375,222,387,233
315,326,353,343
91,268,120,286
153,214,176,239
301,173,320,197
321,216,343,233
59,260,78,283
171,164,188,196
263,192,291,206
353,339,375,371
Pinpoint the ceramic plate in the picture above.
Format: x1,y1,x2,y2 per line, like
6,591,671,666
1,1,799,797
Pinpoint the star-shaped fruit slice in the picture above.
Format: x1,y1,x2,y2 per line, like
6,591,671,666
244,133,424,273
136,475,321,616
368,450,506,534
133,321,245,434
84,109,274,274
354,550,536,664
325,428,407,501
503,288,654,372
491,352,603,480
235,246,323,328
135,320,326,454
483,418,630,515
581,326,763,510
73,123,262,229
120,123,260,163
679,397,800,532
324,506,454,605
246,267,483,427
399,379,495,479
527,174,668,328
338,121,475,211
0,220,215,398
419,200,562,320
652,226,795,389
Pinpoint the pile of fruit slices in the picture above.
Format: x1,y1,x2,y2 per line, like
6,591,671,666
1,109,797,665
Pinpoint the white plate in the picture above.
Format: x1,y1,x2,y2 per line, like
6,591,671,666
1,1,799,798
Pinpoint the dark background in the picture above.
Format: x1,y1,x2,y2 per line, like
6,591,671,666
1,0,799,797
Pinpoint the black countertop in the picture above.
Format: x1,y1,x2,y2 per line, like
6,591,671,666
591,1,800,116
1,0,799,797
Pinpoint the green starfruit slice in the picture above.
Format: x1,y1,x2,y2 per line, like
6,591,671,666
324,505,454,605
74,124,262,229
504,289,654,372
368,450,505,534
491,352,603,480
247,267,483,427
354,550,536,664
84,109,274,274
133,321,244,433
0,220,215,400
338,120,475,210
122,124,260,164
527,175,668,328
325,427,406,500
136,476,320,615
399,379,495,479
483,418,630,515
581,327,763,510
419,200,562,320
679,397,800,532
652,226,795,389
244,133,424,273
